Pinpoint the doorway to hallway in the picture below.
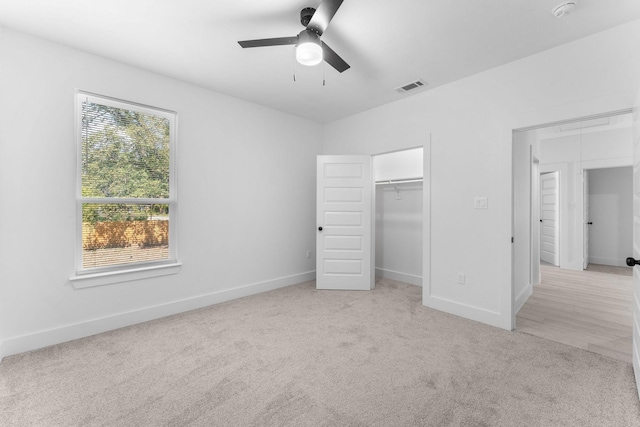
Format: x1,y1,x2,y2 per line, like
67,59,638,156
512,110,634,362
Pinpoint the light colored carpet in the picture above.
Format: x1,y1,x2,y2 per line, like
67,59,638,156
1,279,639,426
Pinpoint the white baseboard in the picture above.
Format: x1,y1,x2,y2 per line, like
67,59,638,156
424,293,509,330
514,284,533,314
0,271,316,362
588,257,628,267
376,268,422,287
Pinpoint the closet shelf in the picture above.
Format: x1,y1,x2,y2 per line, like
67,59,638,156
375,177,423,185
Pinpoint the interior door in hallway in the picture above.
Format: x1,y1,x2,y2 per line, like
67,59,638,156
316,155,374,290
540,171,559,266
583,170,590,270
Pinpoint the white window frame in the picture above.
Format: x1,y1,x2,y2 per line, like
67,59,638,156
70,91,180,288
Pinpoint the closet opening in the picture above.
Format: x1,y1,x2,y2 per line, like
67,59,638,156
373,147,424,287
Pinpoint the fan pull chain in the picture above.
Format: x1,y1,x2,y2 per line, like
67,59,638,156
291,62,329,85
323,63,326,86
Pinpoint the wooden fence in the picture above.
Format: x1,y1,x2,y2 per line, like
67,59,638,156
83,220,168,250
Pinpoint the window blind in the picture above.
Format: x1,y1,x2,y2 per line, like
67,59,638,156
78,94,175,271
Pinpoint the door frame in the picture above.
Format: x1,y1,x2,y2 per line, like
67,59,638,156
511,108,633,325
317,140,430,294
581,165,634,267
372,146,425,287
531,156,540,284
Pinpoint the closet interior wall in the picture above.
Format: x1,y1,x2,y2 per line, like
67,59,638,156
374,148,424,286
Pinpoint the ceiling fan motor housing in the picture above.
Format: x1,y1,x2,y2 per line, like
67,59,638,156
238,1,350,73
300,7,316,27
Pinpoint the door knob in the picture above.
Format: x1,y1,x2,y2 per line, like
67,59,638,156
587,222,593,225
318,226,323,231
626,257,640,267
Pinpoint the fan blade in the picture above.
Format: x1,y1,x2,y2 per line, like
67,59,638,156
238,36,297,48
307,0,344,36
322,42,350,73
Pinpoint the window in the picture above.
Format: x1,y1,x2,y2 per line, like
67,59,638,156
74,92,177,281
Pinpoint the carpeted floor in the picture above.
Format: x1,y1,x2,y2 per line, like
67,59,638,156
1,279,639,426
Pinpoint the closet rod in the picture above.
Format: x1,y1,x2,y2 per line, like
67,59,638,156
375,177,423,185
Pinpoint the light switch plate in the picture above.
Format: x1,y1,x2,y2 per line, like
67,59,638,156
474,197,488,209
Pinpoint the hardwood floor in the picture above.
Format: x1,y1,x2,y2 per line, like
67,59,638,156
516,263,634,363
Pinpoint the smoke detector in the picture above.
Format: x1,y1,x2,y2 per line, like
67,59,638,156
552,2,576,18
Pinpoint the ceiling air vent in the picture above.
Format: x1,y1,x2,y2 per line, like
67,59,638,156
396,80,426,93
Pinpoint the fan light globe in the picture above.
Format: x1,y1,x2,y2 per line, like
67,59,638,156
296,30,323,66
296,43,323,66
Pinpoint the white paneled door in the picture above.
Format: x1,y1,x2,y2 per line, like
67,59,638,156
540,172,559,266
583,170,590,270
316,155,374,290
632,104,640,399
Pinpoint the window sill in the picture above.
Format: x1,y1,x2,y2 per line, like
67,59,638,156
70,262,182,289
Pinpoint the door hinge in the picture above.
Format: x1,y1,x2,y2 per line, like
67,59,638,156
511,237,514,243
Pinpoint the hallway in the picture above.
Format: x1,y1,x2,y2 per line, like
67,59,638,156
517,263,633,363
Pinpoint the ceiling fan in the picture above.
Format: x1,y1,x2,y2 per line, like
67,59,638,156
238,0,350,73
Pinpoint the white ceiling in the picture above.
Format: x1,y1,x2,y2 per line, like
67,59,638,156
1,0,639,123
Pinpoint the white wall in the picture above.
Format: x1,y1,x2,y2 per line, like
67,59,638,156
540,127,633,166
373,148,423,182
323,20,640,330
588,167,633,266
375,183,423,285
0,28,321,359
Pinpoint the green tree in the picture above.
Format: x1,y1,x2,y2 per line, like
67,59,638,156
81,102,170,223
